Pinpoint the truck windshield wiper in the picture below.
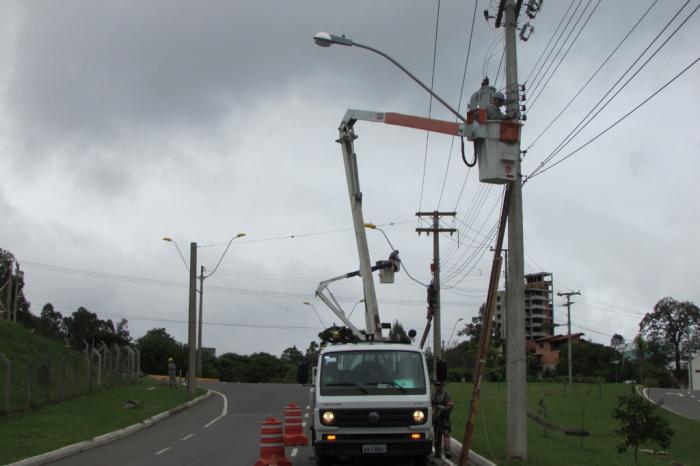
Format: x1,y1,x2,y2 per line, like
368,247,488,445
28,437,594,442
324,382,368,394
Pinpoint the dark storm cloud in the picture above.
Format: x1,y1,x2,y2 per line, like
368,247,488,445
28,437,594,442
8,0,470,150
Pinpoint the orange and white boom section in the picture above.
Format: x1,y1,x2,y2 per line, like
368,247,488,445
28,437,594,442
334,108,521,340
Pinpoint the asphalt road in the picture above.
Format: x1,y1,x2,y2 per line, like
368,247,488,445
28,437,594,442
644,388,700,421
49,382,443,466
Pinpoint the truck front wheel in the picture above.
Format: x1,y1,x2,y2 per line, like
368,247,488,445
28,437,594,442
315,454,332,466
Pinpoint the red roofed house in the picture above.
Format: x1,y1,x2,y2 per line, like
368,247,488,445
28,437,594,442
530,333,585,370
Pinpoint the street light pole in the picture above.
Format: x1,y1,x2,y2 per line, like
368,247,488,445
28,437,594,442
164,233,245,382
187,242,197,395
197,265,204,377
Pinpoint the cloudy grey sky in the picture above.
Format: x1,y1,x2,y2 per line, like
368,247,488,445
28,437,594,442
1,0,698,357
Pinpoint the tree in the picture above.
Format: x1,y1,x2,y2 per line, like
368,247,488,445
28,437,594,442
62,307,131,348
388,320,409,343
610,333,625,349
639,297,700,372
612,387,673,462
305,341,320,363
458,303,501,347
556,340,621,381
281,346,304,367
136,328,185,375
0,249,35,327
38,303,65,340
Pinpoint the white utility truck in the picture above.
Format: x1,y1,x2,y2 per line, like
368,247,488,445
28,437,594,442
298,109,448,466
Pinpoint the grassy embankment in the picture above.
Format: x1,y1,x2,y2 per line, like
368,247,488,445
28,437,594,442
448,382,699,466
0,321,205,464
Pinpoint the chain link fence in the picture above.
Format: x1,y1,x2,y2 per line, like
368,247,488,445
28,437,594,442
0,344,140,416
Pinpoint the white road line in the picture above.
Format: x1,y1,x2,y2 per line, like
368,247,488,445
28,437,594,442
304,412,309,418
182,433,194,441
302,421,307,427
204,389,228,428
155,447,171,455
306,405,310,410
291,448,298,458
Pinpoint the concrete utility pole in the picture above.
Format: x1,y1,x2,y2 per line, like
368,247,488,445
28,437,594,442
503,0,527,459
416,211,456,371
558,291,581,384
187,242,198,394
197,265,205,377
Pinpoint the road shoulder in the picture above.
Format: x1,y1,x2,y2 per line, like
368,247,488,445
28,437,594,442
7,390,212,466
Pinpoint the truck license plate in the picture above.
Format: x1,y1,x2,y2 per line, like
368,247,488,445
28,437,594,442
362,444,387,454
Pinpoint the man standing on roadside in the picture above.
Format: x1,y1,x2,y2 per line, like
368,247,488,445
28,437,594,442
167,357,177,388
432,381,454,459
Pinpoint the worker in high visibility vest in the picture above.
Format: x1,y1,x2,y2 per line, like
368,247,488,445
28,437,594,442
431,380,454,458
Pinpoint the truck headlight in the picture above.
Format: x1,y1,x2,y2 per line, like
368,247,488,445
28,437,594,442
321,410,335,425
412,409,426,424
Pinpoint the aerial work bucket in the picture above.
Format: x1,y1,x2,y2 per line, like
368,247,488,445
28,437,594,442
465,78,522,184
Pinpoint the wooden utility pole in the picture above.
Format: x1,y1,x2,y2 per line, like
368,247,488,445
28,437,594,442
459,186,511,466
416,211,456,369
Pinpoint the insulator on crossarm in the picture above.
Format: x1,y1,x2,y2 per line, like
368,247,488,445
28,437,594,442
519,23,534,41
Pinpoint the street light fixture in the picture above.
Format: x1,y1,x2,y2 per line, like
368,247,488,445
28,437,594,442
163,233,246,379
303,301,326,328
313,32,467,124
447,317,464,349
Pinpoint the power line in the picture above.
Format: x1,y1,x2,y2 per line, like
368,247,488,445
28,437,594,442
528,1,697,178
524,0,578,85
526,0,585,91
527,0,603,110
21,261,480,307
529,54,700,179
437,0,480,210
528,0,597,99
525,0,659,150
417,0,442,216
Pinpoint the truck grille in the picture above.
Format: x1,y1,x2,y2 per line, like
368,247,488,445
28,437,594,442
332,409,415,428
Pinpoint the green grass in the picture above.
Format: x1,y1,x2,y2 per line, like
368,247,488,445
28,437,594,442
0,377,205,464
448,382,700,466
0,321,99,412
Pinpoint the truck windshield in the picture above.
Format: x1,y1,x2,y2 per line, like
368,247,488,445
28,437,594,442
320,350,426,396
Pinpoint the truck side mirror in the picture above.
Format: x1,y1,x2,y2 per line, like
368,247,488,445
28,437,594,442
436,360,448,382
297,362,309,385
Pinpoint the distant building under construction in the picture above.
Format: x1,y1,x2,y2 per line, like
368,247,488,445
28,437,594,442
494,272,554,341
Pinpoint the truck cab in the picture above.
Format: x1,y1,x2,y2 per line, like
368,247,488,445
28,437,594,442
308,343,433,466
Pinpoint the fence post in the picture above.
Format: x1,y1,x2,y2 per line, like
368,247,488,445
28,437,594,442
113,344,121,382
134,347,141,378
0,353,9,415
124,346,135,382
92,349,102,388
74,356,80,395
86,353,92,392
60,355,65,401
25,356,32,409
46,357,52,403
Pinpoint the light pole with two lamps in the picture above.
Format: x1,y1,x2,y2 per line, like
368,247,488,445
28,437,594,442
163,233,245,387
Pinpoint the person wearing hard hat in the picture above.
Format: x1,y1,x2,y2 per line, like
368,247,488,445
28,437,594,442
167,357,177,388
431,380,454,459
487,91,506,120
